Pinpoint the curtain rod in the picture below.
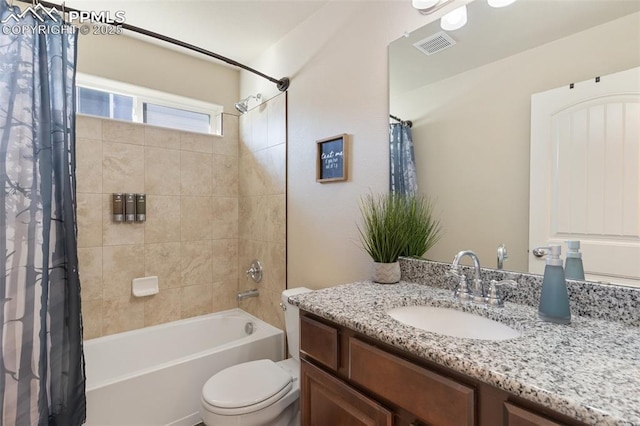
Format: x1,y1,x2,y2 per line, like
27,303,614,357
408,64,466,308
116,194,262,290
35,0,290,92
389,114,412,128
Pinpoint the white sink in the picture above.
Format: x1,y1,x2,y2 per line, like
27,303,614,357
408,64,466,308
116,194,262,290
387,306,521,341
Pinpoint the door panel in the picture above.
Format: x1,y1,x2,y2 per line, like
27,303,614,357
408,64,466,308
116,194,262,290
529,67,640,285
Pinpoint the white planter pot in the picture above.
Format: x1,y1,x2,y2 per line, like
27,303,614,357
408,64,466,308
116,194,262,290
371,262,401,284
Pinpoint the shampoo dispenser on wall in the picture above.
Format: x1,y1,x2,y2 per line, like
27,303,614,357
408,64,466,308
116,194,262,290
538,244,571,324
565,240,585,280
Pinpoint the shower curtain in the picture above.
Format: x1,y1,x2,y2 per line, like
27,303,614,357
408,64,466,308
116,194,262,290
389,122,418,195
0,1,86,425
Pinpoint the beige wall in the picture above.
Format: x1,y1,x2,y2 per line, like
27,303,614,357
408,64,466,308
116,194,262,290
240,2,436,289
77,32,240,113
237,93,287,330
390,12,640,271
77,114,240,339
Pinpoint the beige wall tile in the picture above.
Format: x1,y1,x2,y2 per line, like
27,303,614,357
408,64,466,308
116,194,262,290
102,245,145,299
213,131,238,157
180,132,214,154
102,296,145,336
239,112,252,156
249,106,268,153
181,196,212,241
145,195,181,243
103,120,145,145
76,115,102,140
181,151,213,196
212,239,238,282
145,126,180,149
239,151,267,197
102,195,144,246
267,94,286,147
238,196,267,241
76,137,103,193
222,114,239,142
212,155,238,197
265,144,286,195
78,247,103,301
144,288,181,326
144,242,181,290
181,284,213,319
265,243,286,295
81,298,103,340
77,193,103,248
267,194,286,245
145,147,180,196
212,279,238,312
102,141,145,193
181,240,213,286
212,197,238,239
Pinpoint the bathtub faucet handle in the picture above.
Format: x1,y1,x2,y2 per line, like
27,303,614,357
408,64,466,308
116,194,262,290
246,259,263,283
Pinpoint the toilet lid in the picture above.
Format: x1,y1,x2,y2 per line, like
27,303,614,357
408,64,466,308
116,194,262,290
202,359,292,411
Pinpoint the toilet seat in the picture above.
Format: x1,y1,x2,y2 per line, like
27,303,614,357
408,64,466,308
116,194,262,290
202,359,293,416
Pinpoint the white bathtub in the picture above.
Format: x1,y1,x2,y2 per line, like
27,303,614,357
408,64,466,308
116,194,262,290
84,309,284,426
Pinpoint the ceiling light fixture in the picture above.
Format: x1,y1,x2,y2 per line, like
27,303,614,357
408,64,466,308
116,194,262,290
440,5,468,31
488,0,518,7
412,0,455,15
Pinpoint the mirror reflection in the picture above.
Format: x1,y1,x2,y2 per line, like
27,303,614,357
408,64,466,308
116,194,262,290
389,0,640,281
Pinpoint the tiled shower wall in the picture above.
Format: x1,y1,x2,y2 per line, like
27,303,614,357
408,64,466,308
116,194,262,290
237,93,287,331
77,114,240,339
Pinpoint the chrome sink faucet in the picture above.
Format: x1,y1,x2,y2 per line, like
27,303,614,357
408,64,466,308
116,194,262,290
450,250,485,304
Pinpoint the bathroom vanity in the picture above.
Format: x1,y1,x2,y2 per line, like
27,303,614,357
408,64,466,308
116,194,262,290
291,262,640,426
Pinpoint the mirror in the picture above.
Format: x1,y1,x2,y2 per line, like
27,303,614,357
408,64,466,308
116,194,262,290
389,0,640,274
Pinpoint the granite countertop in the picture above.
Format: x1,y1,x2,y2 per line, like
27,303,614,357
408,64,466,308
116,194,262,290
290,281,640,426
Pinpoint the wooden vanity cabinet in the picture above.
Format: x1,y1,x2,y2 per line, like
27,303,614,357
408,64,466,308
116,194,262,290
299,310,588,426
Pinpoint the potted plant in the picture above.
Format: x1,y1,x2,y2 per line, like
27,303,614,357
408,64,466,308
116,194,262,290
399,194,443,258
357,193,442,284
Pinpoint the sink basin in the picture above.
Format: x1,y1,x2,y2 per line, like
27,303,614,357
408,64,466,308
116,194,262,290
387,306,521,341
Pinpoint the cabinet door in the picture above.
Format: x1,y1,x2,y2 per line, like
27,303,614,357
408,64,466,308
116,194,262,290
301,359,393,426
505,402,564,426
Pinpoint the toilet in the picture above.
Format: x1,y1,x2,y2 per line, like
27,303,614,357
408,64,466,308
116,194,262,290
200,287,312,426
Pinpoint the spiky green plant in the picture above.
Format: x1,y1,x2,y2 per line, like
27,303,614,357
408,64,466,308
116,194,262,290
357,193,408,263
399,195,443,258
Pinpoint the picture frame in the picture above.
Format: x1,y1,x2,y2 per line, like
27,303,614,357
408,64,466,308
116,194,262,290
316,134,348,183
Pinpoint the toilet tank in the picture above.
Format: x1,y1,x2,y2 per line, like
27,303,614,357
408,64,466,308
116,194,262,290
281,287,312,360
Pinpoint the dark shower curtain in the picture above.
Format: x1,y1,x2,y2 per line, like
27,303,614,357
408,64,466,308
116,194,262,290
0,1,86,425
389,122,418,195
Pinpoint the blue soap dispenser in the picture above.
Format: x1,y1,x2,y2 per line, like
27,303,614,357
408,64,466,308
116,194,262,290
538,244,571,324
565,240,585,281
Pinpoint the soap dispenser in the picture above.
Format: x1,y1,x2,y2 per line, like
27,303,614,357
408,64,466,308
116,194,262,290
538,244,571,324
565,240,585,281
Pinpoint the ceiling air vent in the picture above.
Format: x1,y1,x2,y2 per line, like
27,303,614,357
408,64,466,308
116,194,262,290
413,31,456,55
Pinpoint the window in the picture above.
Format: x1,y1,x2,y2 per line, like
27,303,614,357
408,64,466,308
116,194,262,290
75,73,222,135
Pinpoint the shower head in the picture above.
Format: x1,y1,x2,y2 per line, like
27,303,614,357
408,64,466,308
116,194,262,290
234,93,262,114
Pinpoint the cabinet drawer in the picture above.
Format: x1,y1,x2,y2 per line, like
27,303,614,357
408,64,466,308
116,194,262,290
300,315,339,371
348,338,475,426
301,359,393,426
505,402,564,426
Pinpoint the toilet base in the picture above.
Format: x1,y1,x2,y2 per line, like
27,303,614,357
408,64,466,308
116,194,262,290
201,400,297,426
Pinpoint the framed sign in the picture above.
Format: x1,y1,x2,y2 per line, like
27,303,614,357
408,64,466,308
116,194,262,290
316,134,348,183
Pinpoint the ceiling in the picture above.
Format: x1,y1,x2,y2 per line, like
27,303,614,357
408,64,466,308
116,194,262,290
390,0,640,97
52,0,330,66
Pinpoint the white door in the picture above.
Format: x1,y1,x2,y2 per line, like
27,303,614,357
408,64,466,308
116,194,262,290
529,67,640,286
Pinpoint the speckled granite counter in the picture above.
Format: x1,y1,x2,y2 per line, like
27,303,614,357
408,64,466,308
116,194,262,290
290,281,640,426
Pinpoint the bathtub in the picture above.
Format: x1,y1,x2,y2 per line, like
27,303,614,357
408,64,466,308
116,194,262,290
84,309,284,426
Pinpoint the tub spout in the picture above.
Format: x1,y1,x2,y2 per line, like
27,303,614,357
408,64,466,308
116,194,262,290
237,289,259,301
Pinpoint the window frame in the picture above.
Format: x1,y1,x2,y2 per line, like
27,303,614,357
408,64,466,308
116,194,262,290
75,73,223,135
